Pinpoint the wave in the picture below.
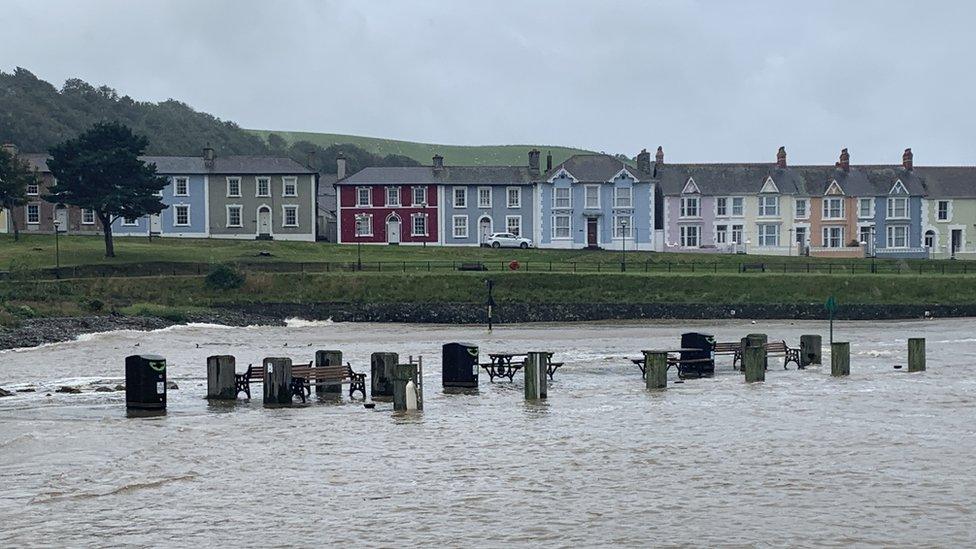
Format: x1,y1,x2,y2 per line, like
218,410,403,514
29,473,197,504
284,317,335,328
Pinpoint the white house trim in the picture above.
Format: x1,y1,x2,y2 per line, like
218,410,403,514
225,204,243,228
546,168,578,184
825,180,845,195
256,203,274,237
281,204,300,228
172,203,191,227
607,167,639,184
682,177,701,194
889,179,908,195
759,176,779,194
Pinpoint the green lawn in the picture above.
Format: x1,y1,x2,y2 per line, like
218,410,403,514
247,129,600,166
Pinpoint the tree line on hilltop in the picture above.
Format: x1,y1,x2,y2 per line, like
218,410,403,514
0,67,418,175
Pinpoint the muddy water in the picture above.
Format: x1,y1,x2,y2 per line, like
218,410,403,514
1,319,974,547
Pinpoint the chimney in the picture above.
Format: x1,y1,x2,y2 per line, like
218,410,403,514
546,150,553,171
838,148,850,172
1,143,17,156
776,146,787,168
902,148,913,171
655,146,664,165
636,148,651,173
528,149,540,172
432,154,444,170
305,149,316,170
336,153,346,180
203,143,215,169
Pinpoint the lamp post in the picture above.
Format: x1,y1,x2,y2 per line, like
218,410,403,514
745,238,751,255
619,218,629,272
354,213,367,271
52,218,62,279
420,201,428,248
788,228,794,257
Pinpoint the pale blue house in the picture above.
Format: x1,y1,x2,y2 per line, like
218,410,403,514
112,160,208,237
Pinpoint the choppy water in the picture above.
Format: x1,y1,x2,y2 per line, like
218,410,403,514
1,318,975,547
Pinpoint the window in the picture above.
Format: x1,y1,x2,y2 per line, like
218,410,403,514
506,215,521,236
174,205,190,226
716,224,728,244
357,187,371,207
937,200,950,221
453,187,467,208
613,215,632,238
757,224,779,247
412,186,426,206
227,177,241,197
614,186,632,208
552,215,570,238
585,185,600,209
227,205,242,228
81,209,95,225
507,187,521,208
478,187,492,208
887,225,908,248
823,198,844,219
795,199,808,219
256,177,271,197
823,226,844,248
731,197,744,216
553,187,571,209
716,197,728,217
174,177,189,196
795,226,807,245
924,230,935,248
887,197,908,219
680,225,700,247
283,177,298,197
122,216,139,226
355,214,372,236
412,214,428,236
386,187,400,207
282,206,298,227
680,197,700,218
452,215,468,238
859,225,872,245
731,224,743,245
858,198,872,219
26,182,39,196
759,195,779,217
26,204,40,224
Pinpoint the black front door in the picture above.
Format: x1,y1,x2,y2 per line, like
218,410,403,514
586,218,598,248
952,229,962,255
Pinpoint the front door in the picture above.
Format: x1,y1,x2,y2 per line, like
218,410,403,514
586,217,598,248
55,207,68,234
258,207,272,238
387,218,401,244
149,214,161,235
951,229,962,256
480,218,491,246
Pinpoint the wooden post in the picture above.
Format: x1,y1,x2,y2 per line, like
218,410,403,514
263,357,292,405
370,352,398,400
830,342,850,377
315,350,343,395
743,343,765,383
741,333,767,371
524,352,543,400
528,351,548,399
908,338,926,372
800,335,822,367
392,362,418,411
642,350,667,390
206,355,237,399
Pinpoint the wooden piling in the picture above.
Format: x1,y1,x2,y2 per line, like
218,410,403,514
524,352,544,400
642,350,668,390
392,362,418,411
528,352,548,399
830,342,850,377
315,350,343,395
370,352,398,400
743,344,765,383
263,357,293,405
206,355,237,400
908,338,926,372
800,335,822,367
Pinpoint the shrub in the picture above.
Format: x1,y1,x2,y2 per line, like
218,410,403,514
83,298,104,312
205,264,245,290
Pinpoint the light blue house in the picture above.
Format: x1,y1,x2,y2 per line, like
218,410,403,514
440,161,538,246
859,161,927,259
537,152,657,250
112,165,208,237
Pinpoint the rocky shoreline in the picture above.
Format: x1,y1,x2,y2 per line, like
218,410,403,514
0,301,968,351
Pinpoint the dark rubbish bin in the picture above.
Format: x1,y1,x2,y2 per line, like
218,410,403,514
442,342,479,388
125,354,167,410
679,332,715,379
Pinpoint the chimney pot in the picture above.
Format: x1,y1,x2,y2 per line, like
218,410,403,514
839,148,850,172
336,153,347,180
902,148,913,171
655,146,664,165
528,149,540,172
546,150,553,171
637,148,651,173
203,143,215,169
776,146,787,168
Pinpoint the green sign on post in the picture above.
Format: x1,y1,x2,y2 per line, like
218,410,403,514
825,296,838,345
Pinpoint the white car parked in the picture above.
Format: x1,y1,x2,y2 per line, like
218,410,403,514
486,232,533,249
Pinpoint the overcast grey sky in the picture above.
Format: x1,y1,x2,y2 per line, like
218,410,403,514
2,0,974,164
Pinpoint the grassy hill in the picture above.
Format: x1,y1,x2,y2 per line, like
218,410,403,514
248,129,600,167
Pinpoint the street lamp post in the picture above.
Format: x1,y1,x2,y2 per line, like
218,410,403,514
788,228,794,257
421,201,428,248
745,238,751,255
354,213,367,271
619,218,629,272
53,218,61,279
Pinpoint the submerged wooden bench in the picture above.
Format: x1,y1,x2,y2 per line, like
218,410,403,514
235,363,265,399
631,353,713,379
765,341,801,369
234,361,367,401
714,342,742,367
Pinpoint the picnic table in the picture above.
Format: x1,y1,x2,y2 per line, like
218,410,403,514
481,352,563,382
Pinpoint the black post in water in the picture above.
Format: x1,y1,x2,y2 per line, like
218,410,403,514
125,354,167,411
485,279,495,331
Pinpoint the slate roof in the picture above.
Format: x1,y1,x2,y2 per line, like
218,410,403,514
907,167,976,198
17,154,313,175
338,165,539,185
546,154,649,182
317,174,338,214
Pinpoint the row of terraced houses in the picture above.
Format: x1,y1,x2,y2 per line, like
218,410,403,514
3,142,976,259
337,146,976,259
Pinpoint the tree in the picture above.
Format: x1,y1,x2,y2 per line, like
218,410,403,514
0,148,37,241
46,122,168,257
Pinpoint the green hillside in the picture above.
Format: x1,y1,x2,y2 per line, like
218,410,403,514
248,129,601,167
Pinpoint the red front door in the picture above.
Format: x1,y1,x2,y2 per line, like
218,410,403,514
587,218,598,248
